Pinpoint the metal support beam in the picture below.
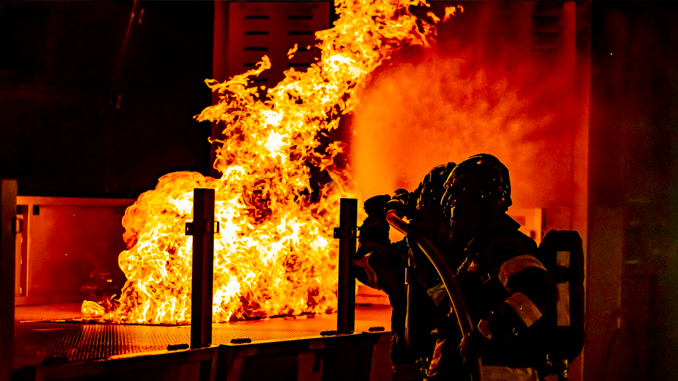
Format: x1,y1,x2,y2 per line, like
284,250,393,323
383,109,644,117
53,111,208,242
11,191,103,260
1,180,17,381
336,198,357,333
186,188,217,348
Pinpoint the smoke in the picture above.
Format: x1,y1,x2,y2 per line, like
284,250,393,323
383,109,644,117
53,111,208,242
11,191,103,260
350,11,577,211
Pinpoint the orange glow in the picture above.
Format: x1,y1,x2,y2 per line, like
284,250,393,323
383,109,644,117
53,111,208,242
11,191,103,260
82,0,455,324
352,3,577,214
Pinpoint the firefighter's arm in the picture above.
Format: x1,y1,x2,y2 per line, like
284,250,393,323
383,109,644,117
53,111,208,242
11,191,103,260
354,195,391,289
489,253,556,334
460,240,558,359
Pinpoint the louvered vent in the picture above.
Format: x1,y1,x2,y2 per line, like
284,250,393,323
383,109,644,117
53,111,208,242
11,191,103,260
227,2,330,89
532,2,564,54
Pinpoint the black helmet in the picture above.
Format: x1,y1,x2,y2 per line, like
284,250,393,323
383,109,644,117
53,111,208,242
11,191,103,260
414,162,456,213
383,162,456,221
441,154,512,220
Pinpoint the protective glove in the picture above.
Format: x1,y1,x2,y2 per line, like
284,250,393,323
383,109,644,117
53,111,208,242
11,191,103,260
458,326,492,363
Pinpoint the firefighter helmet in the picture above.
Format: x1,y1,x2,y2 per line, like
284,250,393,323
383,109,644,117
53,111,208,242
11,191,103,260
441,154,512,220
414,162,456,213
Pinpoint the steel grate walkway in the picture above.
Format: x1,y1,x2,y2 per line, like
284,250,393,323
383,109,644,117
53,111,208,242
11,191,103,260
14,303,391,370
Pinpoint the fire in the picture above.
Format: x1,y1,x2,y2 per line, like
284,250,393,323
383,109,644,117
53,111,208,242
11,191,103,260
82,0,460,324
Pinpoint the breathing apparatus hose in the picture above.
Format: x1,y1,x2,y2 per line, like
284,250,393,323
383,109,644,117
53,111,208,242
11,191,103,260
386,210,483,381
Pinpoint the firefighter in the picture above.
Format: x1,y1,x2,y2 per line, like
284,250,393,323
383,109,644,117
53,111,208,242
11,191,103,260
353,163,456,380
420,154,558,381
352,193,417,377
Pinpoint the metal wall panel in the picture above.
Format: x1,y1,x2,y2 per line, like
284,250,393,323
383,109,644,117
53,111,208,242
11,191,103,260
1,180,17,381
15,197,134,306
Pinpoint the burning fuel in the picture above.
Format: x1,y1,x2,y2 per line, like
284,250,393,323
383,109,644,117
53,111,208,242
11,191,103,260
82,0,460,324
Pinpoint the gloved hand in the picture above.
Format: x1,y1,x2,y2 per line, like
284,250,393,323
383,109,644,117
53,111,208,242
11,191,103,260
459,328,492,363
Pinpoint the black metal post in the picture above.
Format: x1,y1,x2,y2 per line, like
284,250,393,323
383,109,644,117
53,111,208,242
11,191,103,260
336,198,357,333
186,188,217,348
1,180,17,381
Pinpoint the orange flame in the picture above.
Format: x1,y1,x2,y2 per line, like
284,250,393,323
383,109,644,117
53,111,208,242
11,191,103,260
83,0,454,324
444,5,462,22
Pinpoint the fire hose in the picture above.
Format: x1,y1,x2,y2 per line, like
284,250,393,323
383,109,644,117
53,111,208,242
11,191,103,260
386,210,483,381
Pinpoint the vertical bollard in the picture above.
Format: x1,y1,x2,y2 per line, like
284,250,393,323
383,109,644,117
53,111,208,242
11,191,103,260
0,180,17,381
186,188,217,348
336,198,357,333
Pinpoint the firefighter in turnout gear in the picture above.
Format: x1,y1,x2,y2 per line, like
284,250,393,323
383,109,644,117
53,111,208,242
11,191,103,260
353,163,457,380
423,154,558,381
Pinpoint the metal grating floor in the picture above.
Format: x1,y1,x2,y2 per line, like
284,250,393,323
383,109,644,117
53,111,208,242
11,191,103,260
14,303,392,370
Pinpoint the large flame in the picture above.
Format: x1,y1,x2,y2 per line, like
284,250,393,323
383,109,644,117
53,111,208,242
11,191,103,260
82,0,458,324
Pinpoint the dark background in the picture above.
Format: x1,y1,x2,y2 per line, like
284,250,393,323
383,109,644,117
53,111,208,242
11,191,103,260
0,1,213,198
589,3,678,381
